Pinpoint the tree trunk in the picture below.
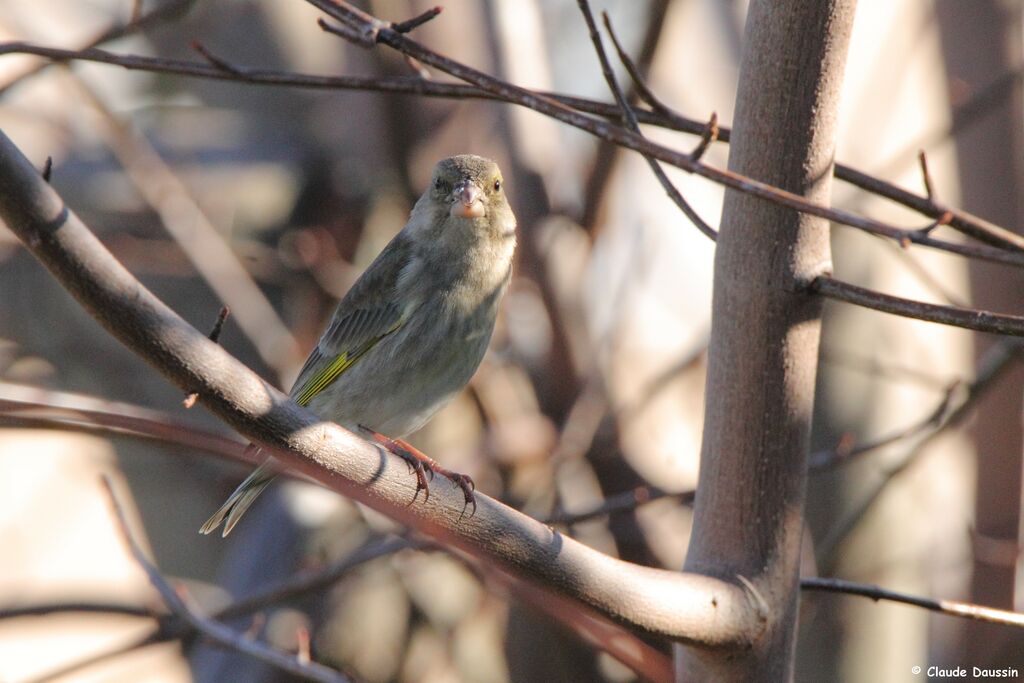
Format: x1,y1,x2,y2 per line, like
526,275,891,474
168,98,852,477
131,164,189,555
676,1,856,680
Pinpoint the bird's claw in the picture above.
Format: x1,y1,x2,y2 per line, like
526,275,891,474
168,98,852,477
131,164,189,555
358,424,474,512
448,473,476,517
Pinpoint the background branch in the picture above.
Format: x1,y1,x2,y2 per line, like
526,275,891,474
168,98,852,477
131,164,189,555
1,40,1021,256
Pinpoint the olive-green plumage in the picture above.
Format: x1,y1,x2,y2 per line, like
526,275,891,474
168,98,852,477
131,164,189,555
200,155,516,536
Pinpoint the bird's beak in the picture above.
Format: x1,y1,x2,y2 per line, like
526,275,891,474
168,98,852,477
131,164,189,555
451,181,485,218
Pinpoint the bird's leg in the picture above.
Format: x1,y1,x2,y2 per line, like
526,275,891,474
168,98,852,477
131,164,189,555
358,425,476,513
393,436,476,513
359,425,431,501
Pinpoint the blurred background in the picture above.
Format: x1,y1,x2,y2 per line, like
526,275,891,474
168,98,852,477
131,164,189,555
0,0,1021,681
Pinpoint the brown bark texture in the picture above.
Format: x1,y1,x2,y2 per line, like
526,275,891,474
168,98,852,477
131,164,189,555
677,0,857,680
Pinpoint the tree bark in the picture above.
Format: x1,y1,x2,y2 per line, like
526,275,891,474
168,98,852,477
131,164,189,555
676,1,856,680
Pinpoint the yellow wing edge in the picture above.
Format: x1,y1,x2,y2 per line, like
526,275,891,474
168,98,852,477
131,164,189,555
293,319,405,407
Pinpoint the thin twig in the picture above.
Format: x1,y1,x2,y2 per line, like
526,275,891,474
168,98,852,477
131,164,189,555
185,306,231,408
0,0,198,95
801,577,1024,628
810,275,1024,337
581,4,716,239
688,112,719,162
391,6,442,34
601,12,719,164
917,150,935,200
807,381,959,470
315,18,374,47
578,0,668,231
0,603,157,620
609,14,671,115
207,306,230,343
12,537,421,682
190,41,244,75
99,477,351,683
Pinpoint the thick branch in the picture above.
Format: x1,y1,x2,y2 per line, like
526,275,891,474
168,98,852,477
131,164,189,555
0,129,762,660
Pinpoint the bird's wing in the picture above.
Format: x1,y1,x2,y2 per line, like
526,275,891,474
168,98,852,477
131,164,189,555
290,233,415,406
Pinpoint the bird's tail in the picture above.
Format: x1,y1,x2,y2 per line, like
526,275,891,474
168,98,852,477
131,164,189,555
200,455,278,537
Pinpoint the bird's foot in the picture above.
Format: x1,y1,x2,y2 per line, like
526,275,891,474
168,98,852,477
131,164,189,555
359,425,476,514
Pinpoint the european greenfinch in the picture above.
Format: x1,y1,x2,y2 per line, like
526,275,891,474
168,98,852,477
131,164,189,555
200,154,516,536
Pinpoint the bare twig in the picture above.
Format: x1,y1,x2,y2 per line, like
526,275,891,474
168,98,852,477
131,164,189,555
579,0,668,231
833,162,1024,252
0,602,156,620
917,150,935,200
608,13,671,116
807,381,959,470
810,275,1024,337
100,477,351,683
0,0,197,95
801,577,1024,628
306,0,1024,268
185,306,231,408
207,306,230,344
391,6,442,34
315,18,374,47
688,112,720,162
190,41,244,75
593,7,717,239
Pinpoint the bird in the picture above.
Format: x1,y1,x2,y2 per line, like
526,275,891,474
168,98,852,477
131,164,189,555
200,154,516,536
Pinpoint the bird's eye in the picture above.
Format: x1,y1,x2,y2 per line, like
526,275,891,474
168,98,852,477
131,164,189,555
434,177,445,191
493,178,502,192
